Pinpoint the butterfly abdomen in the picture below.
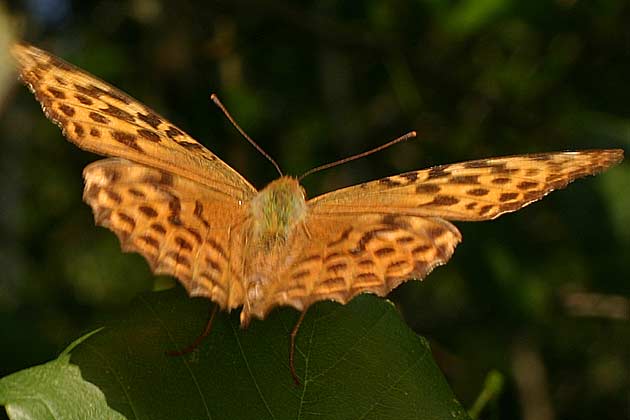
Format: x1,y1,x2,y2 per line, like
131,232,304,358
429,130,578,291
250,177,307,248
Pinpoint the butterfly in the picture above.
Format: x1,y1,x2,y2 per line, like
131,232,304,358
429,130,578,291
12,42,623,382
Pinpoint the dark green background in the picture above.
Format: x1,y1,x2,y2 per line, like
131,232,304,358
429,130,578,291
0,1,628,419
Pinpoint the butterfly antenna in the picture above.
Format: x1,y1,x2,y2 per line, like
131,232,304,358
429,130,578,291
298,131,417,181
211,94,283,177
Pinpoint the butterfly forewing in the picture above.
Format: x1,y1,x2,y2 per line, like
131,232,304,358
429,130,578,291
309,150,623,221
11,43,256,199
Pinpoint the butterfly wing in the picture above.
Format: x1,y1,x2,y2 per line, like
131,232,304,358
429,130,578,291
242,212,461,321
11,42,256,200
309,150,623,221
84,159,248,310
243,150,623,320
13,43,257,310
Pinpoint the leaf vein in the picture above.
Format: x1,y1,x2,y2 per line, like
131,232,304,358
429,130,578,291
229,320,276,419
139,295,213,420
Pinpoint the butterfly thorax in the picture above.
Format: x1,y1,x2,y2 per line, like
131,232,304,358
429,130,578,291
241,177,307,322
250,176,307,250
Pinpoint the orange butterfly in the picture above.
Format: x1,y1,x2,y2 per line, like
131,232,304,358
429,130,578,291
12,42,623,383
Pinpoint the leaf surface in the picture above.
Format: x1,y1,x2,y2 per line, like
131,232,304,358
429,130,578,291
2,288,470,420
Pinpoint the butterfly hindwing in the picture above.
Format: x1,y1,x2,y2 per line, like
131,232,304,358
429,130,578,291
241,212,461,320
83,159,248,310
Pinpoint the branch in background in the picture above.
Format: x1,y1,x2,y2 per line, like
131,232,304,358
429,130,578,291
512,338,555,420
563,292,629,321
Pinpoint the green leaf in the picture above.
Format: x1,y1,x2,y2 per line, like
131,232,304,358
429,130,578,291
2,288,470,420
0,330,126,420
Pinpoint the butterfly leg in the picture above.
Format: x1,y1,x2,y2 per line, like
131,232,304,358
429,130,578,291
300,221,312,240
289,309,308,386
166,303,219,356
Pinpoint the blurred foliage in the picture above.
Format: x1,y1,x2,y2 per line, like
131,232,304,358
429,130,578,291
0,0,628,419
